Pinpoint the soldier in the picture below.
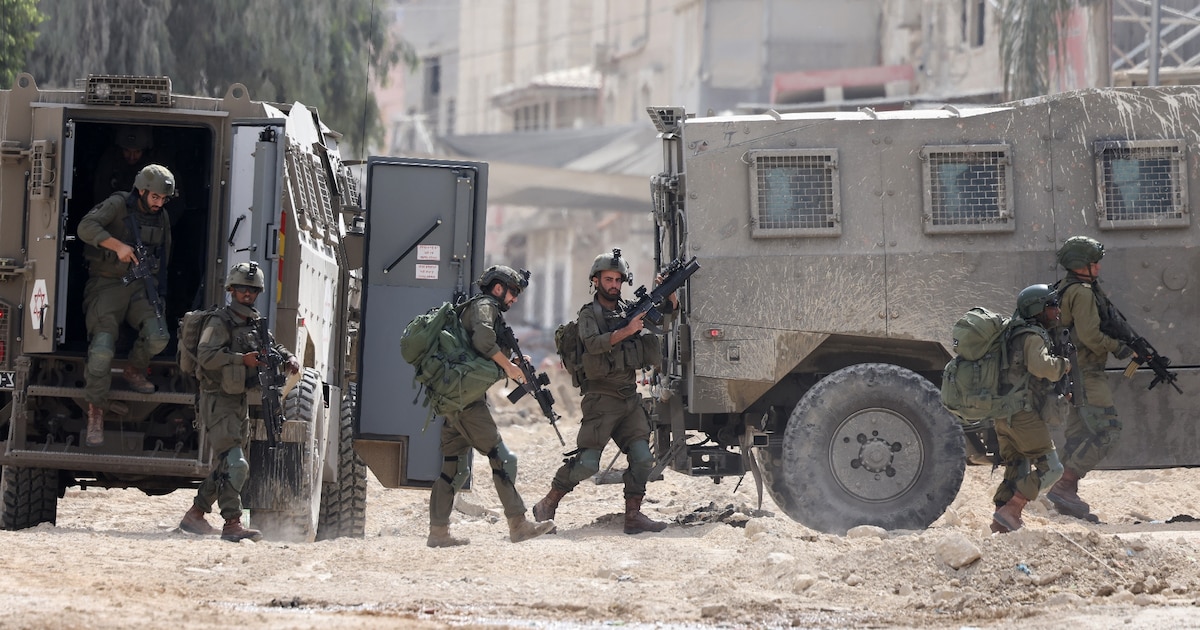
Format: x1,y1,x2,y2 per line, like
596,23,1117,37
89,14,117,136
75,164,176,446
991,285,1071,533
178,262,300,542
93,125,154,201
426,265,556,548
1046,236,1137,522
532,249,677,535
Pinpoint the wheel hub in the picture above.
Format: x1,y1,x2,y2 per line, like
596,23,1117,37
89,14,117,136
829,407,923,502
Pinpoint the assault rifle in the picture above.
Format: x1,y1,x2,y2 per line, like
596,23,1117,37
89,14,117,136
496,322,565,446
252,318,289,446
121,215,165,332
1098,301,1182,394
617,256,701,330
1054,328,1085,406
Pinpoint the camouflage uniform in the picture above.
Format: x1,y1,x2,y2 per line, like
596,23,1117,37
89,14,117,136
1054,276,1127,477
992,328,1069,507
533,289,673,535
427,288,553,547
189,300,294,524
76,191,172,409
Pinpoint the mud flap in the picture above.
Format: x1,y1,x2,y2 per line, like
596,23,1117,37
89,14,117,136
243,440,305,510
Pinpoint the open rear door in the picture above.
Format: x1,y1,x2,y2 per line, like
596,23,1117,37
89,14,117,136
355,157,487,488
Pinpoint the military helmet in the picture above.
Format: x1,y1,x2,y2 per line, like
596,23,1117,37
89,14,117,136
477,265,530,294
1056,236,1104,270
133,164,177,197
115,125,153,151
225,261,265,290
1016,284,1059,319
589,248,632,284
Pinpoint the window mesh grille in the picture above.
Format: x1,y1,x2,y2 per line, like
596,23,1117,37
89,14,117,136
926,150,1008,226
1099,144,1184,223
752,153,838,234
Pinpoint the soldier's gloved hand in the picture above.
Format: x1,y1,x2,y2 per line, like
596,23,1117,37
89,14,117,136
241,352,264,368
1114,344,1134,361
286,356,301,374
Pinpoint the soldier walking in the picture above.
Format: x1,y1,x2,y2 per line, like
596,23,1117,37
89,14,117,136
533,250,677,534
426,266,556,547
178,262,300,542
990,285,1071,533
1046,236,1138,522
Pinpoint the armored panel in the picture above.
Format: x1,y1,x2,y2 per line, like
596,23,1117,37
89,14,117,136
1093,139,1189,230
920,144,1014,234
357,157,487,487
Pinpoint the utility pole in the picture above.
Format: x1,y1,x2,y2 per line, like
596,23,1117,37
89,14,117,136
1149,0,1161,86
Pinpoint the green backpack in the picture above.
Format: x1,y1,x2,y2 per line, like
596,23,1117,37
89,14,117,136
940,307,1031,424
554,318,584,389
177,306,228,379
401,298,502,416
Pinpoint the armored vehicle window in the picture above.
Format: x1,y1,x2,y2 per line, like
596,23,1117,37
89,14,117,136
1095,140,1188,230
920,144,1013,234
748,149,841,238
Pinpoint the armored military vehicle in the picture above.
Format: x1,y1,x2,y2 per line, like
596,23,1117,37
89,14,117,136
0,73,373,540
644,87,1199,534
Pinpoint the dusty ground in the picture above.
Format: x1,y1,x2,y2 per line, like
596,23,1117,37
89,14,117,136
3,382,1200,629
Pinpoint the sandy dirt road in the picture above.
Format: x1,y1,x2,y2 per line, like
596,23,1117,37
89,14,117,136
3,388,1200,629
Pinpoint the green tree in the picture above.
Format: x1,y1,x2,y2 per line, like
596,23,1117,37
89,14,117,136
999,0,1104,100
25,0,410,153
0,0,45,88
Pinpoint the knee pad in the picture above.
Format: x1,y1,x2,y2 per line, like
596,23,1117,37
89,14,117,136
224,447,250,489
626,439,655,483
1038,449,1064,491
87,332,116,377
566,448,602,485
141,318,170,355
488,442,518,484
439,455,470,492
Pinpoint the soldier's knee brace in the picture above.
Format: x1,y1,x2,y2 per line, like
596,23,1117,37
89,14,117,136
439,455,470,492
626,439,654,484
141,317,170,355
488,442,519,483
1038,450,1064,491
565,448,602,485
87,332,116,377
225,447,250,489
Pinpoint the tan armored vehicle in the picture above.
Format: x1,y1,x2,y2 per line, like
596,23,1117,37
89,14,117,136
0,74,376,539
645,87,1198,534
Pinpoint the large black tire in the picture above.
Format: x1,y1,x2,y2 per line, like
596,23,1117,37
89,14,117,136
770,363,965,534
315,389,367,540
1,466,59,530
249,367,324,542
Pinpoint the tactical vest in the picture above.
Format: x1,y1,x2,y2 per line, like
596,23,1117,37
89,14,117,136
82,193,169,278
1004,325,1056,406
579,298,660,392
196,306,260,395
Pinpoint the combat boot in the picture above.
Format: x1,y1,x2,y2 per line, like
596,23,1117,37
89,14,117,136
991,493,1028,532
508,514,556,542
426,525,469,548
532,487,567,522
85,404,105,446
623,495,668,534
123,366,156,394
179,506,220,536
1046,468,1096,521
221,517,262,542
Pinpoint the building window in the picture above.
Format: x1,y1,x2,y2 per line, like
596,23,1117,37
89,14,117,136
962,0,986,48
1095,140,1188,229
921,144,1013,234
748,149,841,238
